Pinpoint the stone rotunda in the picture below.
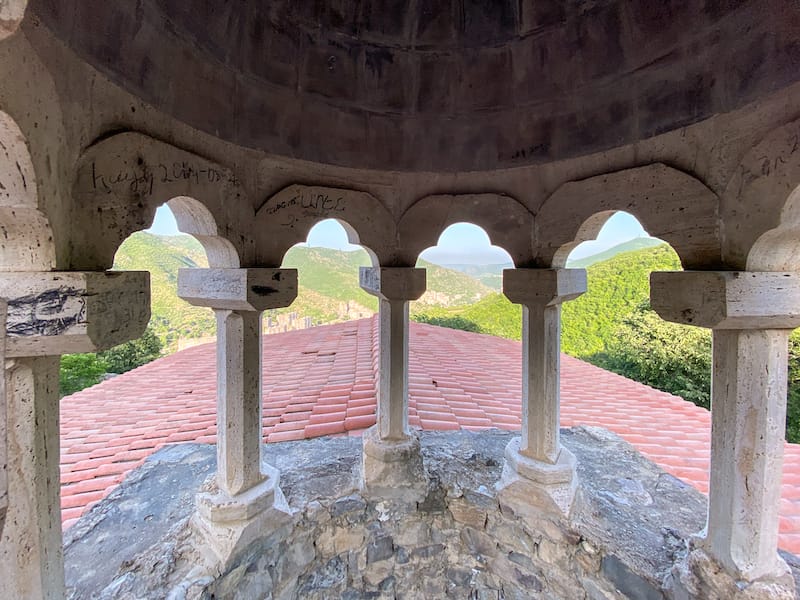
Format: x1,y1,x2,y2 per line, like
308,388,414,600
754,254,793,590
1,1,800,598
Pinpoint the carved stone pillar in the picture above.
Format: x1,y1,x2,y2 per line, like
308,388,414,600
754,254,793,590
497,268,586,517
359,267,426,500
0,271,149,600
0,299,7,540
652,271,799,598
178,267,297,564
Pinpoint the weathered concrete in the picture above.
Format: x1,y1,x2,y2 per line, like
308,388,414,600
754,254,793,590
63,429,800,599
0,271,150,356
652,271,798,596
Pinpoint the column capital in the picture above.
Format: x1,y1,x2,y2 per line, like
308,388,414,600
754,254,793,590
651,271,800,329
359,267,426,301
502,268,586,306
178,268,297,311
0,270,149,356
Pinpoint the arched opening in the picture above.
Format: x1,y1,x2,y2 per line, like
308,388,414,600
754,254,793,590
276,218,378,332
406,222,520,432
560,211,714,493
411,222,515,335
58,199,231,529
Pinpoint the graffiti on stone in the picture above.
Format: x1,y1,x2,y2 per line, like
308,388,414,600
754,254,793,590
260,190,347,227
87,159,237,196
7,287,86,336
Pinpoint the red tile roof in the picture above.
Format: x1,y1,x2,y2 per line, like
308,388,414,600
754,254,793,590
60,317,800,554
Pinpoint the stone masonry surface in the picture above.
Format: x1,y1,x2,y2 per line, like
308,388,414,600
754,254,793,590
62,430,800,599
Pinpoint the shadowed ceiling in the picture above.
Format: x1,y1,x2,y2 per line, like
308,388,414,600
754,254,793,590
30,0,800,172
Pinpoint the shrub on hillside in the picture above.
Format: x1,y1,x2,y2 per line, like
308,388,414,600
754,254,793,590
592,302,712,408
412,313,485,334
59,326,163,396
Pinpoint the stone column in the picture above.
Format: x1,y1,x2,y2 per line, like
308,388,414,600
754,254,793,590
497,268,586,517
178,268,297,563
652,271,800,598
0,300,7,540
359,267,426,499
0,271,149,600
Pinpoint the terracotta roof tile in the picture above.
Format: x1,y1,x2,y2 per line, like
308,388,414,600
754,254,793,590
58,317,800,554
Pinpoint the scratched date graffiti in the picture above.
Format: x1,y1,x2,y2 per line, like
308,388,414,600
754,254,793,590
7,287,87,337
89,160,237,196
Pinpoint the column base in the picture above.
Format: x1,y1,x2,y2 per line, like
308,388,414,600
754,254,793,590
665,542,794,600
191,462,292,567
360,426,427,502
496,437,578,518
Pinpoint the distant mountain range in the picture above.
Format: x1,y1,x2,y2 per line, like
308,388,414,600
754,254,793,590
440,238,663,290
113,232,671,353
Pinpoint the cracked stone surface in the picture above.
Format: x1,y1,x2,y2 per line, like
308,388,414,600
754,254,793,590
64,428,800,599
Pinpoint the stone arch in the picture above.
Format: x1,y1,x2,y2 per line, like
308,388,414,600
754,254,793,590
726,119,800,270
397,193,534,267
747,184,800,271
537,163,720,269
255,184,393,266
0,110,55,271
0,1,27,40
70,132,250,270
166,197,239,268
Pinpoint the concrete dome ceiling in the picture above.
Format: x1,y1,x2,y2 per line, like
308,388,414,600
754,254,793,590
31,0,800,172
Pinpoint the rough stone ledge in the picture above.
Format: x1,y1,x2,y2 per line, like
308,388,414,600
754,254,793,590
63,428,800,599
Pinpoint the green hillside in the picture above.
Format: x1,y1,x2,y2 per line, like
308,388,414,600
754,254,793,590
412,243,682,358
113,233,214,348
566,238,664,269
112,233,492,349
562,243,681,356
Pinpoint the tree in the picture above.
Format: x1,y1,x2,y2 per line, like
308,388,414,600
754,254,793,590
592,302,712,408
59,326,163,397
99,326,163,374
59,354,108,397
412,313,485,333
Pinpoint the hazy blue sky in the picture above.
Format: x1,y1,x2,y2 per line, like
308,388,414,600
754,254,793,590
147,206,649,264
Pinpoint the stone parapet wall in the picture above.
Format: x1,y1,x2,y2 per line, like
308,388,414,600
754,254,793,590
63,429,800,599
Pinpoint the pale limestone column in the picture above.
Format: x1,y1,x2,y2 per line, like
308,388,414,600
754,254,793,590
497,268,586,517
214,309,264,496
652,271,800,597
0,300,7,539
359,267,426,499
0,271,150,600
178,268,296,563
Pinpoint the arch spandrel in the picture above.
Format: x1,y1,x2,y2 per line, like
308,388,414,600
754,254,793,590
397,193,534,267
724,119,800,270
537,163,720,269
0,110,54,271
71,132,251,270
255,184,394,266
